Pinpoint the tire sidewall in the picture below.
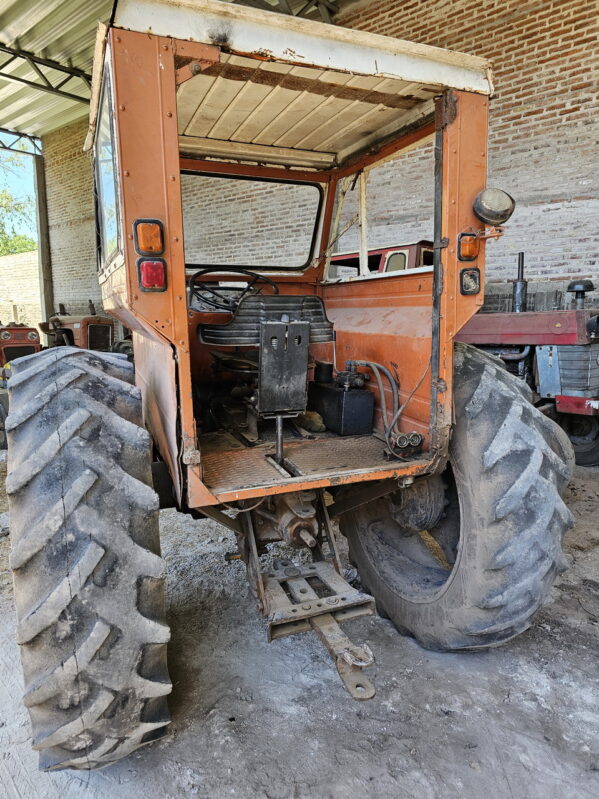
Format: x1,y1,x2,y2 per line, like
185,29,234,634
342,344,573,650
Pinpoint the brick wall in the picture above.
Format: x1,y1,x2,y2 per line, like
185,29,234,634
42,118,101,315
334,0,599,284
0,250,42,326
334,145,436,255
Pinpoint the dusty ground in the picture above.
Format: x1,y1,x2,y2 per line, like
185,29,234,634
1,456,599,799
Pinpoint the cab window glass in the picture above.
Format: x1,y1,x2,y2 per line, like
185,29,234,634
95,74,120,266
328,140,434,282
385,252,407,272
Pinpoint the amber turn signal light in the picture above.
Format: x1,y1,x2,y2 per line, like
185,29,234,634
137,258,167,291
134,219,164,256
458,232,480,261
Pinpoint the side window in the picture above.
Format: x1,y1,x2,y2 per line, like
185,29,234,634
326,139,434,282
95,73,120,267
421,248,434,266
329,256,359,280
385,252,407,272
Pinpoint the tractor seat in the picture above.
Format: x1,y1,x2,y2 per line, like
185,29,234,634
198,294,334,347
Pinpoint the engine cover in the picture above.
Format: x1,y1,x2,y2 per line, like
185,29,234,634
537,343,599,398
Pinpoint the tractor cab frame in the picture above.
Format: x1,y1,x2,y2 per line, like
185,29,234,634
88,0,495,511
85,0,502,695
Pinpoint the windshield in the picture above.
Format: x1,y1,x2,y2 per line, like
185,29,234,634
181,173,322,269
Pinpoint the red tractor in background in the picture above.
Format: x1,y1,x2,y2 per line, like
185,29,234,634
39,300,115,351
329,241,434,279
1,303,118,448
457,254,599,466
0,321,42,448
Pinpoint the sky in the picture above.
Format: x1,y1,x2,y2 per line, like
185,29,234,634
0,147,37,239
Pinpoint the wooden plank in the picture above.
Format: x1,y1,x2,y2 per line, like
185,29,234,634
254,91,327,146
178,134,335,168
177,72,216,133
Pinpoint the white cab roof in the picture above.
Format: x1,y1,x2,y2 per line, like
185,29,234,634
111,0,493,169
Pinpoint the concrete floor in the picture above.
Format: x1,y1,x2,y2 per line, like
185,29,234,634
1,454,599,799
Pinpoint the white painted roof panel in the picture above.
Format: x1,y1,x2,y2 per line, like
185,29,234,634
112,0,491,168
115,0,492,94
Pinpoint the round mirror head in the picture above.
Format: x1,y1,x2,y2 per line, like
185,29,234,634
473,188,516,226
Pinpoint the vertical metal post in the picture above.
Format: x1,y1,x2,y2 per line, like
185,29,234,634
34,152,54,331
513,252,527,313
358,171,368,276
430,97,444,447
275,415,284,464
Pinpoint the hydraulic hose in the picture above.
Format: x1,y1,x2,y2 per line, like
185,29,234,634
347,360,399,421
346,360,400,442
385,358,431,459
369,364,389,431
496,346,531,361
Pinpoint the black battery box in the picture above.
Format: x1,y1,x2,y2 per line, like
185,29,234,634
307,375,374,436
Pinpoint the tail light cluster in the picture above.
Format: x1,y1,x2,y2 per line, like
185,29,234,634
134,219,167,291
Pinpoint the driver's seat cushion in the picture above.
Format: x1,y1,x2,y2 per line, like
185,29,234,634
198,294,334,346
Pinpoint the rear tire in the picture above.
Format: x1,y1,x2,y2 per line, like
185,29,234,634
6,347,171,770
558,413,599,467
340,343,575,651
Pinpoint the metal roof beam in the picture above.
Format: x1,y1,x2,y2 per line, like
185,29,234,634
0,42,91,105
232,0,339,23
0,125,41,155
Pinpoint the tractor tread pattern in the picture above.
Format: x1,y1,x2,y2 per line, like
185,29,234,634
460,353,574,642
7,347,171,771
342,343,575,651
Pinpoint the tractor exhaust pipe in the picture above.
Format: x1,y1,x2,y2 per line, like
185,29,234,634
512,252,528,313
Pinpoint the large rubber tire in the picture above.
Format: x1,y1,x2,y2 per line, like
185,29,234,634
340,343,575,651
558,413,599,467
6,347,171,770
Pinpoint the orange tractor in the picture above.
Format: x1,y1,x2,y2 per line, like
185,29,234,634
5,0,574,771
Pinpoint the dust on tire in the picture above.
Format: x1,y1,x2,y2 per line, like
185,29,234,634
6,347,172,770
340,343,575,651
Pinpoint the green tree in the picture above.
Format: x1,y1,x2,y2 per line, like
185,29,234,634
0,150,37,256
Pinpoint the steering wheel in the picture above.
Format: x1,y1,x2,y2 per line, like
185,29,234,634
188,266,279,312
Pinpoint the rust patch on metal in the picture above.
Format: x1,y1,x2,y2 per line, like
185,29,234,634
435,91,458,129
197,61,421,110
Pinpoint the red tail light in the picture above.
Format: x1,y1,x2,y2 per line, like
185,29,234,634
138,258,167,291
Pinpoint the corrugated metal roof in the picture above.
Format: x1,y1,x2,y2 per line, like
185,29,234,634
0,0,351,139
0,0,113,137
